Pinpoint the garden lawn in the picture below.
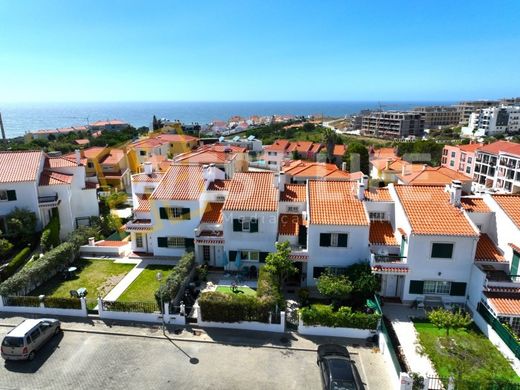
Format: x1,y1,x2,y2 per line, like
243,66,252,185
31,259,134,299
118,265,175,302
216,285,256,296
414,321,520,384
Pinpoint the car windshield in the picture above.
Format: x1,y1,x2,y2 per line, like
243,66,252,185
331,380,356,390
2,337,24,347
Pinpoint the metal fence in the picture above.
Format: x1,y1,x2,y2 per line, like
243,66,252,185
477,302,520,359
101,300,159,313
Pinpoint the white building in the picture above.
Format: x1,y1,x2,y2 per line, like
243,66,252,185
461,105,520,138
0,151,99,239
473,141,520,194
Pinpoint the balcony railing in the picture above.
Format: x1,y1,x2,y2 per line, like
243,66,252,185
370,253,406,263
38,194,59,207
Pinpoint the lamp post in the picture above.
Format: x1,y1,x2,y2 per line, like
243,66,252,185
156,271,165,333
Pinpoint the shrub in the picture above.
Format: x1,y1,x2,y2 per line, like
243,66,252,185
0,238,14,259
257,267,284,308
105,192,128,209
299,304,380,330
40,213,60,252
43,297,82,310
316,270,353,309
198,292,276,323
0,246,32,281
5,208,37,244
155,251,195,308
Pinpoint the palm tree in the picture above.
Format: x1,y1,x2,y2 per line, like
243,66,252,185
322,128,337,163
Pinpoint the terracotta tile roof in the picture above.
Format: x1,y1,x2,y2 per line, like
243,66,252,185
151,165,204,200
203,144,246,153
279,214,303,235
74,139,90,145
156,134,199,142
287,141,320,153
365,187,393,202
370,147,397,160
45,156,79,168
485,292,520,316
174,149,236,164
284,162,346,179
310,143,323,153
207,179,231,191
492,195,520,229
264,139,290,152
100,149,125,165
39,170,73,186
325,170,352,179
84,181,98,189
201,202,224,223
82,147,106,159
280,184,306,202
478,140,520,156
0,151,43,183
397,227,407,237
62,152,87,166
371,265,409,274
135,194,151,212
132,137,168,149
458,143,483,152
223,172,278,211
475,234,505,262
394,185,477,236
90,119,128,127
132,172,164,183
510,243,520,253
460,197,491,213
308,181,369,225
369,221,398,245
95,240,128,247
397,166,470,186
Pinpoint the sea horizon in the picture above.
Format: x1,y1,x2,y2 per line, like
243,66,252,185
0,100,455,138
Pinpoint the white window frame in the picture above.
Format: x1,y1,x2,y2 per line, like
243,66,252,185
167,237,185,248
241,218,251,232
167,207,184,219
330,233,339,247
369,212,385,220
423,280,451,295
240,250,259,261
430,242,455,259
287,206,299,213
0,190,7,202
135,233,143,248
216,195,226,202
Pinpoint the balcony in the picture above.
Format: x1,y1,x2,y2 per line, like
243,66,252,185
370,253,407,264
38,194,59,208
481,265,520,289
290,245,308,262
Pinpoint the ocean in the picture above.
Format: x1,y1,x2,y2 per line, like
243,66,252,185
0,101,454,139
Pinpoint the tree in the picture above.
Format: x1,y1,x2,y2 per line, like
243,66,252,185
345,262,380,302
428,308,472,336
303,122,315,132
343,142,369,174
0,238,13,259
152,115,158,131
316,270,353,310
322,128,338,163
264,241,297,289
6,208,37,243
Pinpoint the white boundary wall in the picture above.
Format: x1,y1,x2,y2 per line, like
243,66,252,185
297,319,375,338
0,296,88,318
98,299,186,326
194,303,286,333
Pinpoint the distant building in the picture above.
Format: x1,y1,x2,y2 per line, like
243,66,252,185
413,106,460,129
441,143,483,177
455,100,499,125
461,105,520,138
473,141,520,194
89,119,129,132
262,140,322,170
361,111,424,139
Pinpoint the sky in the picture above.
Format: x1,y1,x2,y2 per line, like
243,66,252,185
0,0,519,102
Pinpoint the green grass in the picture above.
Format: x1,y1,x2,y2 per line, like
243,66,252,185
31,259,134,299
414,320,520,384
118,265,175,302
216,285,256,296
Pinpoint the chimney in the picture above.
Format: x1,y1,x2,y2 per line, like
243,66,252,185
341,162,347,171
422,164,428,171
278,171,287,192
208,163,216,183
357,181,365,201
385,158,391,170
450,180,462,206
143,162,153,175
202,164,209,181
75,149,81,165
363,175,369,188
88,237,95,247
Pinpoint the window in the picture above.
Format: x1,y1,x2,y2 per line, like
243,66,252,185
135,233,143,248
216,195,226,202
159,207,191,220
268,152,277,156
466,166,471,174
468,157,472,164
268,161,277,165
144,186,155,194
369,212,385,220
87,162,94,168
423,280,452,295
451,151,456,158
0,190,7,201
240,251,259,261
287,206,299,213
229,251,268,262
232,218,258,232
29,328,41,343
450,160,455,167
312,266,347,278
431,243,454,259
167,237,185,248
140,150,146,156
320,233,348,247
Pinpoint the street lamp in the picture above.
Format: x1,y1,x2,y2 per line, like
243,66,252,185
156,271,165,333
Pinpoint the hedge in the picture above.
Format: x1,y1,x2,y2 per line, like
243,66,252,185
300,304,380,330
198,292,276,323
0,226,99,296
40,213,60,252
256,267,284,308
0,246,32,282
42,297,82,310
155,251,195,308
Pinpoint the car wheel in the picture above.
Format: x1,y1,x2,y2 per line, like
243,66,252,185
28,351,35,361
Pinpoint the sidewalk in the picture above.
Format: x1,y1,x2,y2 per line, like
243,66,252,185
383,303,438,378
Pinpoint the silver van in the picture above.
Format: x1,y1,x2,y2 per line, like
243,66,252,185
1,319,61,361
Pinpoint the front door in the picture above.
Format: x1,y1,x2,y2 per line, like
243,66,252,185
203,246,211,263
384,275,398,297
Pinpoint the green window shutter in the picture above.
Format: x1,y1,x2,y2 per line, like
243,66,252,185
184,238,194,249
159,207,168,220
229,250,237,262
338,234,348,247
259,252,268,263
250,218,259,233
450,282,467,296
233,219,242,232
409,280,424,294
511,251,520,276
431,243,454,258
182,208,191,220
157,237,167,247
320,233,331,247
6,190,16,201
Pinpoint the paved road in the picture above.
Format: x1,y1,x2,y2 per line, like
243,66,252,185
0,328,322,390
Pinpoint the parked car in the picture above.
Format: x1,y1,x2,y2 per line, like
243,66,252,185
1,318,61,361
317,344,363,390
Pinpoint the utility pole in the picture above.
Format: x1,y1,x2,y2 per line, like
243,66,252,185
0,112,7,145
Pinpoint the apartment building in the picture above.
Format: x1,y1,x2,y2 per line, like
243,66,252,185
461,105,520,138
0,151,99,239
441,143,483,177
455,100,499,125
361,112,424,139
262,140,322,169
88,119,129,132
413,106,460,129
473,141,520,194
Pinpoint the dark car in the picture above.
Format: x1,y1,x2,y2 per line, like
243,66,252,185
317,344,364,390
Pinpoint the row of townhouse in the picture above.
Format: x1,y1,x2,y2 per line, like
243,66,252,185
26,119,129,141
442,140,520,194
0,151,99,239
124,161,520,334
